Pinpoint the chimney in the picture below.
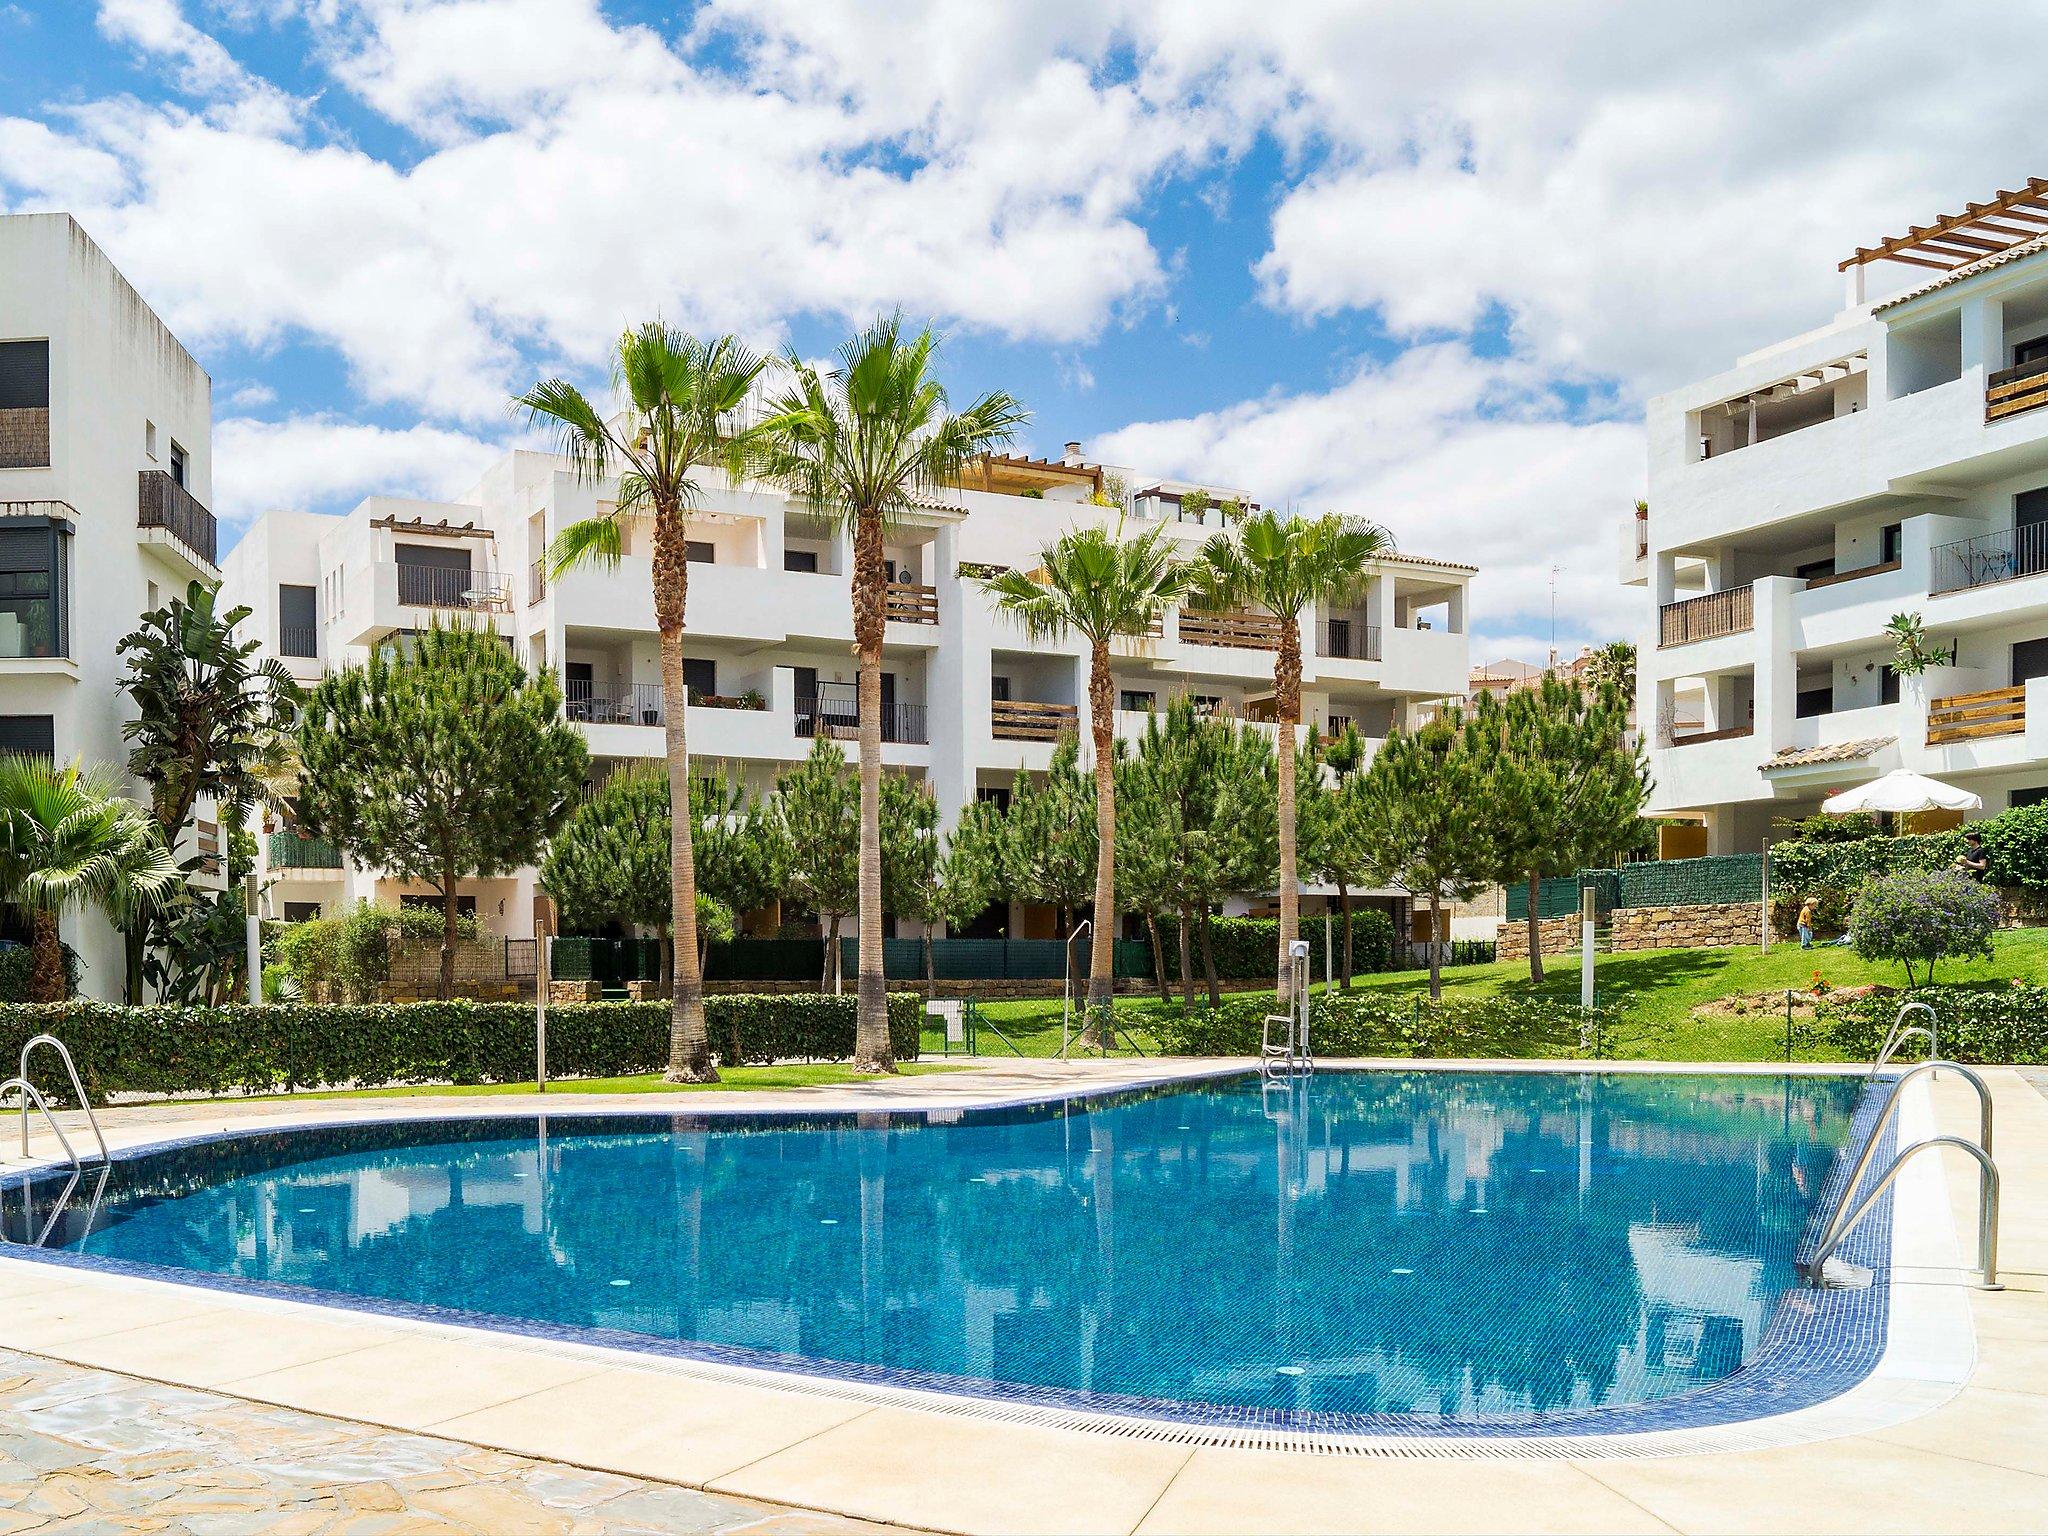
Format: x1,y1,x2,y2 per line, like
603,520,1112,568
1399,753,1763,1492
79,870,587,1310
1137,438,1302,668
1062,441,1083,464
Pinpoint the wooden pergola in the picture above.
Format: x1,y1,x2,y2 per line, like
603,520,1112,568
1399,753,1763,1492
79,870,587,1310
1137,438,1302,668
1842,179,2048,274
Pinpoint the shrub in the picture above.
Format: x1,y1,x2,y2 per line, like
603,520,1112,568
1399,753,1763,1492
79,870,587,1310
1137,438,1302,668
1149,991,1601,1058
272,902,481,1003
1819,985,2048,1064
0,994,925,1103
1768,887,1852,941
1850,869,2000,986
0,942,79,1003
1159,912,1396,983
1770,800,2048,898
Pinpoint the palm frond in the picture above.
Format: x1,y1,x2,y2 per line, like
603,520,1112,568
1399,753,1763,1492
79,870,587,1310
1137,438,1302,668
548,515,625,578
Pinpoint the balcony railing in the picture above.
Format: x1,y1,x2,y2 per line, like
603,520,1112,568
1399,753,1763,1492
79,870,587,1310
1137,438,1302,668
797,694,928,745
1658,585,1752,647
529,559,547,604
1634,507,1649,561
269,830,343,869
1318,619,1381,661
1931,525,2048,594
568,681,666,726
1667,725,1754,748
0,407,49,469
885,581,939,624
1804,559,1900,591
391,562,510,610
1179,607,1282,651
137,469,218,567
279,624,318,659
1928,684,2025,744
1987,355,2048,422
991,699,1078,741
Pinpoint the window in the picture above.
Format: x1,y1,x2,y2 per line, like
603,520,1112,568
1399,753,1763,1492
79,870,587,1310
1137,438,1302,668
0,340,49,409
976,785,1011,813
1794,557,1835,582
1796,686,1833,719
282,901,323,923
686,540,714,564
991,675,1011,702
0,519,67,659
1191,694,1224,715
783,548,819,573
683,657,716,698
1881,523,1903,564
0,715,54,756
1120,689,1157,712
2011,786,2048,810
278,583,317,657
145,420,158,460
1880,664,1900,705
168,441,188,487
394,541,473,605
2016,335,2048,369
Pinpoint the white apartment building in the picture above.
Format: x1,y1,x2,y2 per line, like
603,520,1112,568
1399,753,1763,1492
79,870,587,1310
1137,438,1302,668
0,213,219,987
1633,180,2048,851
223,446,1474,946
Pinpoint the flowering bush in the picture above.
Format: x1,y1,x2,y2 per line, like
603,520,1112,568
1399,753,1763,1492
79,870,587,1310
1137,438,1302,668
1850,869,2000,986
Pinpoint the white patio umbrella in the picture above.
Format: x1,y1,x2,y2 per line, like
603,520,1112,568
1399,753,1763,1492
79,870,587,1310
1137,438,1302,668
1821,768,1982,816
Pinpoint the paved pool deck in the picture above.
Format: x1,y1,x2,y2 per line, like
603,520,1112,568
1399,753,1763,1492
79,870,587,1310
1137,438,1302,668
0,1057,2044,1536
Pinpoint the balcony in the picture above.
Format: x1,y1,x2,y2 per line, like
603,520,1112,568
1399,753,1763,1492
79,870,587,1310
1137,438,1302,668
991,699,1078,741
280,624,317,659
0,407,49,469
269,830,343,869
1931,525,2048,595
569,681,665,726
797,693,928,745
1318,619,1381,661
885,581,939,624
137,470,218,569
1987,356,2048,423
1179,608,1282,651
387,562,510,611
1658,586,1752,648
1928,684,2025,745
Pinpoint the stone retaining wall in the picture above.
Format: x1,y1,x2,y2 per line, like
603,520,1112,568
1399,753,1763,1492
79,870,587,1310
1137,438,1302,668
1496,914,1583,959
1608,901,1757,951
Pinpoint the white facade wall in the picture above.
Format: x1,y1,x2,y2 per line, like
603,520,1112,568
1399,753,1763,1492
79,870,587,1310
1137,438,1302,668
225,451,1476,941
1635,243,2048,849
0,213,217,993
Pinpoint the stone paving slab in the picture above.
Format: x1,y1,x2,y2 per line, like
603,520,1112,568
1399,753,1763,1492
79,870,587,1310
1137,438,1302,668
0,1348,905,1535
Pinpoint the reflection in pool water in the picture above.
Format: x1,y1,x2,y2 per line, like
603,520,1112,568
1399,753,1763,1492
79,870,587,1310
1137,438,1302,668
8,1071,1863,1426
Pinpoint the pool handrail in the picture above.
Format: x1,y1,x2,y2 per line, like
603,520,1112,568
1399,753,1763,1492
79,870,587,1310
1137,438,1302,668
16,1034,106,1164
1868,1001,1938,1079
0,1077,80,1172
1804,1136,2000,1289
1803,1058,1998,1289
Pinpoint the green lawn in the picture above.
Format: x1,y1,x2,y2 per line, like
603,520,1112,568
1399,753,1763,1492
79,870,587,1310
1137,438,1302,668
936,928,2048,1063
221,1061,969,1102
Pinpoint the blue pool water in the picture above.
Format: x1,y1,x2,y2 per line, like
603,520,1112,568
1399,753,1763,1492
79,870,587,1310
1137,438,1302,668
5,1071,1874,1430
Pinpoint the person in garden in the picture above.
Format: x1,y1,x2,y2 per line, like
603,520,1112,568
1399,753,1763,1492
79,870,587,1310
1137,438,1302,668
1797,894,1818,949
1954,829,1989,882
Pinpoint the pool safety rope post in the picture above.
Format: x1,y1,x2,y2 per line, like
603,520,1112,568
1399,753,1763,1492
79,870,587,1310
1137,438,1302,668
1802,1057,2001,1290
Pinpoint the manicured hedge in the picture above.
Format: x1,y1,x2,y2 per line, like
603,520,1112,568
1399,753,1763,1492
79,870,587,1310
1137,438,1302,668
1819,986,2048,1065
1771,803,2048,896
0,994,924,1104
1150,991,1602,1058
1159,912,1397,983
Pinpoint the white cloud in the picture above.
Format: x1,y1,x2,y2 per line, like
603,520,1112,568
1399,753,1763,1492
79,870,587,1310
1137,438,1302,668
211,413,505,524
97,0,302,132
1095,344,1643,653
226,381,276,408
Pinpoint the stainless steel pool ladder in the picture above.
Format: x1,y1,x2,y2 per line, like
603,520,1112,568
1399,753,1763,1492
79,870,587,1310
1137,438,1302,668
1,1034,107,1170
1868,1001,1938,1079
1261,940,1314,1080
1801,1058,2001,1290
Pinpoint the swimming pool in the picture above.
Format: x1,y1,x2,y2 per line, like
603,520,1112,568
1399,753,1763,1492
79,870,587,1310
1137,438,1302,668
2,1070,1890,1437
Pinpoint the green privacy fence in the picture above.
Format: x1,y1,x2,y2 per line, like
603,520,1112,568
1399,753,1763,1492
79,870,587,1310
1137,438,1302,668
1508,853,1766,918
560,935,1156,985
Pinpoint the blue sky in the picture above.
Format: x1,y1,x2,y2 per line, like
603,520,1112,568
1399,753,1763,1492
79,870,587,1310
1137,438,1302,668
2,1,2040,656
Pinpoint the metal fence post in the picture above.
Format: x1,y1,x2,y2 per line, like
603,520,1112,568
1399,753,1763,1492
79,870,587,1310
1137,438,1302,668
534,919,550,1094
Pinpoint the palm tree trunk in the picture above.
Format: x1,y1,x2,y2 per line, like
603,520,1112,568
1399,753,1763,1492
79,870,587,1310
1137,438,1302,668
851,510,893,1073
1082,641,1116,1046
1274,619,1303,998
29,909,65,1004
654,510,717,1082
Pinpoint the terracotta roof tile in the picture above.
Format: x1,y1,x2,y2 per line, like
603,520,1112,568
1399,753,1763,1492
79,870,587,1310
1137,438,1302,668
1762,737,1894,770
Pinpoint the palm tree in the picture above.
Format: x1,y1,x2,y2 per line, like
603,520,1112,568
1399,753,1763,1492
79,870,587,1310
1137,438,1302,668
982,521,1190,1040
0,757,178,1003
1196,510,1393,997
1583,639,1638,713
516,325,769,1083
753,317,1025,1073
